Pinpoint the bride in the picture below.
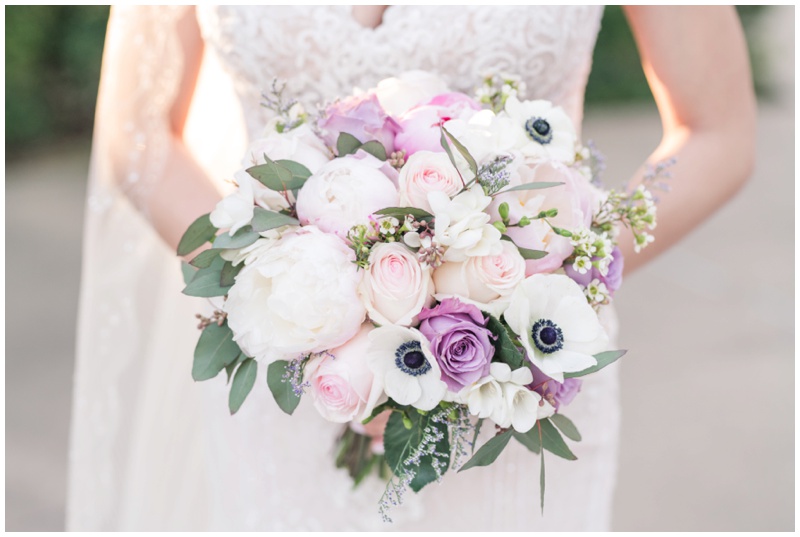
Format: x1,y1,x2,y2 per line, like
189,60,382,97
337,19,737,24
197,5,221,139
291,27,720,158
67,6,755,531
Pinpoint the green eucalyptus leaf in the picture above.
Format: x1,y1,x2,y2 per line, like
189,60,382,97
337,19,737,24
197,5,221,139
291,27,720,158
564,350,627,378
485,313,524,368
499,181,564,194
229,358,257,415
442,125,478,176
358,140,388,161
539,418,577,460
439,128,461,176
500,235,548,260
224,352,247,384
212,226,260,250
182,256,231,298
189,248,222,269
251,207,299,233
192,322,241,381
274,159,312,181
471,418,484,455
246,158,300,191
384,409,450,492
220,260,242,287
458,430,513,472
512,427,542,454
336,132,362,157
177,213,217,256
550,413,582,442
181,261,197,286
267,360,301,415
374,206,434,222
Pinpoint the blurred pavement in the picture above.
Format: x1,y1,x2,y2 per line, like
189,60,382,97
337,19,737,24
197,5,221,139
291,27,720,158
4,8,795,528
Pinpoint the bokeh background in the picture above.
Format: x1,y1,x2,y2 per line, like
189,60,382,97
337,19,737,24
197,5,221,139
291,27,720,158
5,5,795,531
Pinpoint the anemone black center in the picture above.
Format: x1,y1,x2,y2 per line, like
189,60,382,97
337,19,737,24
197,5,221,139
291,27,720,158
394,340,432,376
524,116,554,145
531,319,564,354
403,350,426,370
532,118,550,136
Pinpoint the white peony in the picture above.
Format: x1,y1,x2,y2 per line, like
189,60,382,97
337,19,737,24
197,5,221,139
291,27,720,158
504,96,578,164
224,227,366,364
242,123,331,172
398,151,463,213
358,242,434,327
373,70,450,116
428,184,502,262
367,325,447,411
504,274,608,383
295,154,399,238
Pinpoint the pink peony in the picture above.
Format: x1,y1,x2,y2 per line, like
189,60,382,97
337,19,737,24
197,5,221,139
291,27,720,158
317,92,399,154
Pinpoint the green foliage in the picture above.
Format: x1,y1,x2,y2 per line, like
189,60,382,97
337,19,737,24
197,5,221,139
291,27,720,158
229,358,257,414
564,349,626,379
192,322,241,381
182,256,231,297
267,360,302,415
383,409,450,492
177,213,217,256
459,430,512,472
485,313,524,369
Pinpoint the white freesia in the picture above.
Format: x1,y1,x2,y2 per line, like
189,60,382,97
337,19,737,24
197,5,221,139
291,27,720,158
464,362,549,432
358,242,434,326
209,171,259,235
398,151,462,213
295,154,399,237
224,227,366,364
374,70,449,116
428,184,502,262
504,96,577,164
504,274,608,382
433,240,526,316
367,325,447,411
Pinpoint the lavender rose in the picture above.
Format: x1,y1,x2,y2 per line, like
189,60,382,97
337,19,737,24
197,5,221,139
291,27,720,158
564,246,625,294
317,92,400,154
528,362,582,411
418,298,496,391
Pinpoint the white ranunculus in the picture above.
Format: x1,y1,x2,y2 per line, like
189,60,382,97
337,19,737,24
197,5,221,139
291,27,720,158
428,184,502,262
242,123,331,173
504,274,608,383
374,70,450,116
398,151,463,213
358,242,434,326
224,227,366,364
504,96,578,164
304,324,384,423
432,240,526,315
295,154,399,237
367,325,447,411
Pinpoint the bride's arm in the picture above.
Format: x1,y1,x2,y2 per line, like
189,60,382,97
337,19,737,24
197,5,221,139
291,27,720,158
103,7,221,253
619,6,756,274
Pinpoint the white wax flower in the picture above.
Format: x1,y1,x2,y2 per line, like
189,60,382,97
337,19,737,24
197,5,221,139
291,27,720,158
504,274,608,382
504,96,577,164
428,184,502,262
367,325,447,411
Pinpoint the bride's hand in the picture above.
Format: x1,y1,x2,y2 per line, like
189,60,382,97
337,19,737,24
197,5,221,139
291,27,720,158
620,6,756,274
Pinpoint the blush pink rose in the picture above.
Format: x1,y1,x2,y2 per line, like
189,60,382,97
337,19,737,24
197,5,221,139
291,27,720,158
358,242,434,326
398,151,463,212
304,324,384,423
394,92,482,157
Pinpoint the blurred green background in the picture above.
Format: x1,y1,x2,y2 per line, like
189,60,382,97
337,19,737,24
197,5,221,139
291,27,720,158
4,6,770,158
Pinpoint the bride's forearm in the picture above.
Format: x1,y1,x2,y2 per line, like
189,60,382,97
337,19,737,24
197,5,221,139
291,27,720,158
146,135,222,255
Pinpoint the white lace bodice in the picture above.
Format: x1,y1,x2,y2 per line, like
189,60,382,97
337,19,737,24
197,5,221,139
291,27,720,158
197,5,603,139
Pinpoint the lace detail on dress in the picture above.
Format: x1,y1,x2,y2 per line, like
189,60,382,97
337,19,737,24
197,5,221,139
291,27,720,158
197,6,602,140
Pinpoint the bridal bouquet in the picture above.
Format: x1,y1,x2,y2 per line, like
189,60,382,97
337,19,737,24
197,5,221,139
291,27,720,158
178,72,665,519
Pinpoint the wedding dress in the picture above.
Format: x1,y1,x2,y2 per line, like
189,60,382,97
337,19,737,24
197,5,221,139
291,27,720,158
68,5,620,531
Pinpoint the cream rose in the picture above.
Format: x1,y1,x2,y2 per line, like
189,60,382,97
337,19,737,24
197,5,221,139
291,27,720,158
358,242,434,326
304,324,384,423
224,227,365,364
398,151,463,213
432,240,526,314
295,154,399,237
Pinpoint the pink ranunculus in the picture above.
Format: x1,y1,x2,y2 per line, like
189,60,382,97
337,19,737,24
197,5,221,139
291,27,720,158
394,92,482,157
489,161,590,276
317,92,399,155
358,242,434,326
305,324,384,423
433,240,526,305
418,298,496,392
295,154,399,238
398,150,463,212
